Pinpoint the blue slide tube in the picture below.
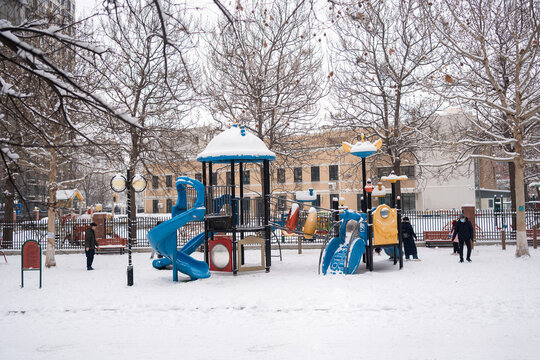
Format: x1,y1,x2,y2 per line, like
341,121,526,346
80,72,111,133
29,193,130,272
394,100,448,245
147,177,210,281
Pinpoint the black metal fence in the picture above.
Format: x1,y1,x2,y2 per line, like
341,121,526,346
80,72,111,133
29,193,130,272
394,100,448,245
1,209,538,250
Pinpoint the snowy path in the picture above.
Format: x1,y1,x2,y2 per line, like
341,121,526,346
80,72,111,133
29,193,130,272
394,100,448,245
1,246,539,359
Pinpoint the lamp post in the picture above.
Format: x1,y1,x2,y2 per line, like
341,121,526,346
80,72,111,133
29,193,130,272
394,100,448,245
110,170,147,286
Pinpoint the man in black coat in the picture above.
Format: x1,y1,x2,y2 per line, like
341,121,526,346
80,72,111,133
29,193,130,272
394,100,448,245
451,213,474,263
402,216,419,260
84,222,99,270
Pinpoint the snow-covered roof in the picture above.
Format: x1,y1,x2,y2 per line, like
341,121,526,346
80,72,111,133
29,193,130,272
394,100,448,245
296,189,317,201
56,189,83,202
372,184,387,197
381,173,408,183
342,134,381,158
197,124,276,163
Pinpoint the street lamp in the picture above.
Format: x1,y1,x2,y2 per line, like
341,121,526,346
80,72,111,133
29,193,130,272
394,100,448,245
110,170,147,286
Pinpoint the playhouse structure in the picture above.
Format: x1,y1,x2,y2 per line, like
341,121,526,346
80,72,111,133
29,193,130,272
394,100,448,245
148,124,276,280
319,134,406,274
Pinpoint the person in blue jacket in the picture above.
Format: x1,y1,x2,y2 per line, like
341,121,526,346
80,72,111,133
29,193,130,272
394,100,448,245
452,213,474,263
402,217,419,261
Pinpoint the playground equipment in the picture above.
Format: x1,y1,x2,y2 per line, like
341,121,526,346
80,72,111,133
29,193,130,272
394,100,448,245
148,177,210,281
148,124,279,280
319,134,406,274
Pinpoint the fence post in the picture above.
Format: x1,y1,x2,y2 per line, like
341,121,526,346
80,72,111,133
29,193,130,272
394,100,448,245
534,226,537,249
298,236,302,254
501,230,506,250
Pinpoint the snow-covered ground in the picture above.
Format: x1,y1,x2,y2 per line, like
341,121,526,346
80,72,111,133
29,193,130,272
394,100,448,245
1,246,539,360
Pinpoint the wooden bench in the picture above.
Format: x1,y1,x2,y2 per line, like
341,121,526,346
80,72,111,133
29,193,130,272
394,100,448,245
527,228,538,247
424,231,453,247
97,235,127,254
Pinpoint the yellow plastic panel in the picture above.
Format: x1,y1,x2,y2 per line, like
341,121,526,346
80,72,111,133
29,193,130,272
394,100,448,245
303,208,318,239
372,205,398,246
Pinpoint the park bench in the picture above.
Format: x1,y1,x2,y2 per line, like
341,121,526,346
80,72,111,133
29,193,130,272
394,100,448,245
527,228,538,247
96,235,127,255
423,231,453,247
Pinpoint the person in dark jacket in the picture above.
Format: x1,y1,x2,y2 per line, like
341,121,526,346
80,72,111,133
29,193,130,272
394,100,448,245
84,222,99,270
402,217,419,261
450,219,460,255
452,213,474,263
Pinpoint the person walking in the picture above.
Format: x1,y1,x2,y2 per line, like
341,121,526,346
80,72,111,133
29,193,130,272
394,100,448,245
451,213,474,263
85,222,99,270
450,219,460,255
402,216,420,261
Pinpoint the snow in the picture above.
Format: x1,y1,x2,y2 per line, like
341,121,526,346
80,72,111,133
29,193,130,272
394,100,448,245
197,125,276,162
349,140,378,154
1,247,540,359
56,189,80,201
296,189,317,201
381,173,408,182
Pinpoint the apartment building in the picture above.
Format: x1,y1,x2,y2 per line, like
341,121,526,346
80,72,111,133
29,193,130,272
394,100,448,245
143,130,418,213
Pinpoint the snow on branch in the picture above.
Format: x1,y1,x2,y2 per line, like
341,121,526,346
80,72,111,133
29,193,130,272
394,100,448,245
0,21,141,128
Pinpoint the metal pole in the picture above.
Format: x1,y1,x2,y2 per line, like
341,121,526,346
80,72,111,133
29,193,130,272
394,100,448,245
239,162,245,264
397,196,403,269
263,160,271,272
202,162,209,264
391,182,396,208
367,208,373,271
126,169,133,286
231,160,237,275
362,158,367,212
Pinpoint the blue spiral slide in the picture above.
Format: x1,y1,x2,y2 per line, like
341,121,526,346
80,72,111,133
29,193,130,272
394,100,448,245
147,177,210,281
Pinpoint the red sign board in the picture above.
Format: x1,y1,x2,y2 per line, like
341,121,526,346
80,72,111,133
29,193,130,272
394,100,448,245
21,240,42,288
22,241,40,269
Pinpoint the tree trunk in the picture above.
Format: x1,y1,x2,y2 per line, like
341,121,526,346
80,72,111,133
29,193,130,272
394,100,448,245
514,156,529,257
45,147,58,267
2,176,14,248
508,161,517,233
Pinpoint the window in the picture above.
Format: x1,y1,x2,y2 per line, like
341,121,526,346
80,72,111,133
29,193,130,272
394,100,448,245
211,172,218,185
311,166,320,182
293,167,303,183
166,199,173,213
316,195,321,207
402,193,416,210
166,175,172,188
402,166,415,179
277,168,285,183
330,193,339,208
152,200,159,213
152,176,159,189
243,170,250,185
277,197,287,211
195,173,202,182
329,165,339,181
226,171,232,186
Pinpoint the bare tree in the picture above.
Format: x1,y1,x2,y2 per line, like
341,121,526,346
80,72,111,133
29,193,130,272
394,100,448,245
88,0,197,237
204,0,326,160
422,0,540,257
330,0,443,193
